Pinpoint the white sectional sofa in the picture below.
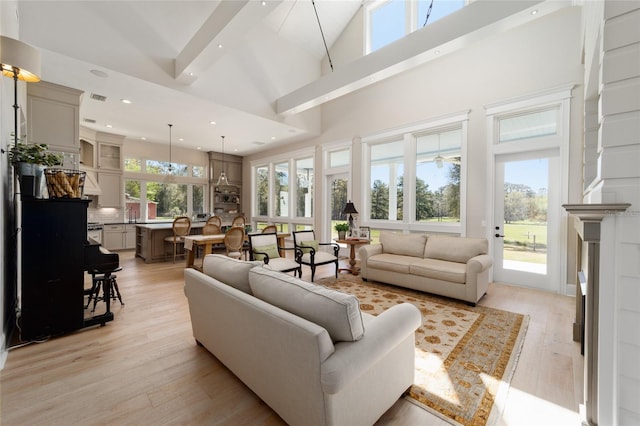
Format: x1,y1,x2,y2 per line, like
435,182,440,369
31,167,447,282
359,231,493,305
183,254,422,426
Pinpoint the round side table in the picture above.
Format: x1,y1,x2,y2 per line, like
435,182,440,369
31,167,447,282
335,239,370,275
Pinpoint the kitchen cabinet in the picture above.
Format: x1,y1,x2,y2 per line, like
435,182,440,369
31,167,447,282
213,184,241,223
136,223,204,263
209,151,242,185
103,224,136,250
27,81,82,153
97,172,123,208
98,142,122,171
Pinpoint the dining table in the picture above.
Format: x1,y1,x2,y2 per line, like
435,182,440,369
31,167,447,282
184,232,291,269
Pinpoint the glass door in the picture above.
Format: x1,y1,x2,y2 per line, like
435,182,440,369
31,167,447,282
493,149,560,291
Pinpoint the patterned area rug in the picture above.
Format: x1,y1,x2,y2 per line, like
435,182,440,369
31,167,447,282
316,275,529,426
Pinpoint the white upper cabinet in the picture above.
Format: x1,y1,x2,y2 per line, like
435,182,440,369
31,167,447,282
27,81,82,153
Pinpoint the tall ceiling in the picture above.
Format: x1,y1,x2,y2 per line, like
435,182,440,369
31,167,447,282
14,0,562,155
17,0,362,154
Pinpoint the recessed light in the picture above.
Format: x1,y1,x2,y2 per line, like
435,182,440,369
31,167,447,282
434,50,440,55
210,121,217,125
218,44,223,49
261,1,266,5
197,147,201,150
106,124,113,128
141,137,147,140
121,99,132,104
90,69,108,78
189,72,194,77
271,136,276,140
179,138,184,142
531,9,538,15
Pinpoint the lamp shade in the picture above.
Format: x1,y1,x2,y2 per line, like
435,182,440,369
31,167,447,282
0,36,41,82
343,201,358,215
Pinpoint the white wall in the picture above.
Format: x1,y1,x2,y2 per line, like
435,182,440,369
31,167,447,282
583,1,640,424
1,0,22,369
246,6,585,243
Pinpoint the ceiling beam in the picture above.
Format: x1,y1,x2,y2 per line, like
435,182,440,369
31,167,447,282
276,0,569,115
174,0,282,84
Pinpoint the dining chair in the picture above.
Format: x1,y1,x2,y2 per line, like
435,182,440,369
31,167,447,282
202,221,222,236
223,227,245,260
231,214,246,228
207,216,222,228
261,224,278,234
164,216,191,263
292,230,339,281
248,232,301,277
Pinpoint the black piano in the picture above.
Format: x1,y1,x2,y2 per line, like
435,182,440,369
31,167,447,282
20,199,119,341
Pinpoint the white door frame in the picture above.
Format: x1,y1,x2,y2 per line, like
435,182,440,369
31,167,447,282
493,149,561,291
485,86,572,295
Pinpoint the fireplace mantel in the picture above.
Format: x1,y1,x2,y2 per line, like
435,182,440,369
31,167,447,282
563,203,631,225
563,203,629,426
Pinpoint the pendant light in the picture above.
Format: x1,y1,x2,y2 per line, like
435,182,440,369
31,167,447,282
164,123,176,183
216,135,229,186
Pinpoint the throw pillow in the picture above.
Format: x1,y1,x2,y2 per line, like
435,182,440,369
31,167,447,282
380,231,428,257
253,243,280,261
202,254,262,294
299,239,319,254
249,267,365,343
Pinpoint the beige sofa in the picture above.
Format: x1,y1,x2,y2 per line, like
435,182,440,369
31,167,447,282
359,231,493,305
184,254,422,426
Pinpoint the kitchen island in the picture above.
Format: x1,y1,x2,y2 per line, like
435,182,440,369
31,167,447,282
135,222,206,263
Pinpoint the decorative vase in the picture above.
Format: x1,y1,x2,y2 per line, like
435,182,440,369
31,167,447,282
338,231,346,240
16,162,46,199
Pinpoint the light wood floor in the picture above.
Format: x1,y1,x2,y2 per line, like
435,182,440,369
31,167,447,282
1,251,583,425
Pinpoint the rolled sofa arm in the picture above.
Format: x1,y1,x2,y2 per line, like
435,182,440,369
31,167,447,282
359,244,382,279
320,303,421,394
467,254,493,274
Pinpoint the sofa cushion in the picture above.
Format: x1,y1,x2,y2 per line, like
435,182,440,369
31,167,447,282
409,258,467,284
299,239,319,254
249,267,364,342
380,231,427,258
253,243,280,261
366,253,413,274
202,254,262,294
424,236,488,263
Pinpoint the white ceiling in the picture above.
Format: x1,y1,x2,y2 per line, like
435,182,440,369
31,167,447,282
14,0,562,156
17,0,362,154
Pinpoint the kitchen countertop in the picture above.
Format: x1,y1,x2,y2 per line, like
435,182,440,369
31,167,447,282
135,222,206,230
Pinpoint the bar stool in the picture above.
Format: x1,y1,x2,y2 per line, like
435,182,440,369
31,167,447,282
86,267,124,313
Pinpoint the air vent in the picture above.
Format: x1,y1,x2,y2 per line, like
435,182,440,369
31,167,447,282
83,118,96,124
90,93,107,102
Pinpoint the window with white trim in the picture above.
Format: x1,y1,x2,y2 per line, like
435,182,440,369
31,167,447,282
362,115,466,232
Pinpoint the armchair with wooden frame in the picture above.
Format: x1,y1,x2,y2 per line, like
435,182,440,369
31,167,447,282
292,230,339,281
248,232,301,277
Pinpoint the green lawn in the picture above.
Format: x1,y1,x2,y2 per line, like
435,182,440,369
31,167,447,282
503,221,547,264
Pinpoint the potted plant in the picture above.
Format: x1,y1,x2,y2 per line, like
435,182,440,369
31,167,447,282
334,222,349,240
9,141,63,198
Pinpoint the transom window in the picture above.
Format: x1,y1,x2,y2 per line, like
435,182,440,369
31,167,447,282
366,0,465,54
